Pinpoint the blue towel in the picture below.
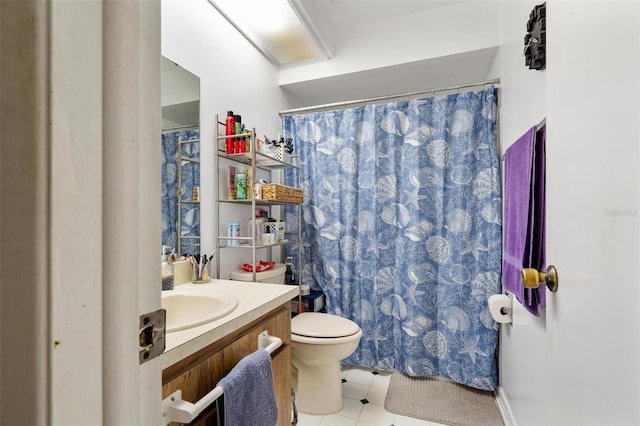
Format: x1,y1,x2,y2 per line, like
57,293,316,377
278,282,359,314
502,124,546,315
217,349,278,426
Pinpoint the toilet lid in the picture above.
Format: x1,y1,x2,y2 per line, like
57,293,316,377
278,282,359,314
291,312,360,338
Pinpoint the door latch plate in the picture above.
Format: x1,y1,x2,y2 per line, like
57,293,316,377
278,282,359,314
139,309,166,364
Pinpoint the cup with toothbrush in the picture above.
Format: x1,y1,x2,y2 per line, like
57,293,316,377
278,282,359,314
190,253,215,283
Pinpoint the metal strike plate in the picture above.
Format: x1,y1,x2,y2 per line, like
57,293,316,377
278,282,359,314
139,309,166,364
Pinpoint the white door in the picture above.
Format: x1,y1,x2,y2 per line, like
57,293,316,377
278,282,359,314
546,2,640,424
1,1,162,424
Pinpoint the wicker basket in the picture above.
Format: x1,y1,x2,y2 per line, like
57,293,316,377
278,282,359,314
261,184,303,204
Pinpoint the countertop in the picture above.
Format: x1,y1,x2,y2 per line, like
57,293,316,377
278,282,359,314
162,280,299,369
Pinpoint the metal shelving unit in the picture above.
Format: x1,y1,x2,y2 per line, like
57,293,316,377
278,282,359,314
215,115,302,305
177,136,200,255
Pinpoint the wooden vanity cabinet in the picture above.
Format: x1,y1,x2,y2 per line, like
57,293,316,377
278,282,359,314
162,303,292,426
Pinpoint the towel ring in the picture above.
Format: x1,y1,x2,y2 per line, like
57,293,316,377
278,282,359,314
521,265,559,292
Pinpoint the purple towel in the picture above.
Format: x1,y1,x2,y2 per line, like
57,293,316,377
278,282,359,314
530,126,546,309
502,124,546,315
217,349,278,426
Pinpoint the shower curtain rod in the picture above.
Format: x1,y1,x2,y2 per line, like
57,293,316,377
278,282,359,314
162,123,198,132
278,78,500,116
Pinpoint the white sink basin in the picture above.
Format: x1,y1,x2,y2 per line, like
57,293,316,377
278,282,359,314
162,289,239,332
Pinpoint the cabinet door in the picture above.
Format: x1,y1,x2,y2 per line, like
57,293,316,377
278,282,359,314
271,340,292,426
162,304,291,426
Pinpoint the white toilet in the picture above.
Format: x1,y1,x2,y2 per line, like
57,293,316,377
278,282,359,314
290,312,362,414
230,264,363,415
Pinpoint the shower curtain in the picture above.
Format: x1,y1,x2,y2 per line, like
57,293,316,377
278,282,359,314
282,86,501,390
161,128,200,254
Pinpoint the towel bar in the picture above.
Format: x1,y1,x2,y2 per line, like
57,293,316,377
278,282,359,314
161,331,282,425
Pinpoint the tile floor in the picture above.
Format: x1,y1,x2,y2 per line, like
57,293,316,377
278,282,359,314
295,366,449,426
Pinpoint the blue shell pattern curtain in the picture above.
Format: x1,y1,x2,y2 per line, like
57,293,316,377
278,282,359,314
161,129,200,254
283,87,501,390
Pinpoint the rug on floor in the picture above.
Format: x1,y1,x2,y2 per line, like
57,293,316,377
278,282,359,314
384,372,504,426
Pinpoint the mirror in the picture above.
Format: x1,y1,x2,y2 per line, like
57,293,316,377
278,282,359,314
161,56,200,256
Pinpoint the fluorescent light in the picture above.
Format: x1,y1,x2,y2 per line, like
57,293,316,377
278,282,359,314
208,0,328,64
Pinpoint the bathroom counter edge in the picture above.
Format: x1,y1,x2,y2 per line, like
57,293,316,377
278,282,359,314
162,279,299,369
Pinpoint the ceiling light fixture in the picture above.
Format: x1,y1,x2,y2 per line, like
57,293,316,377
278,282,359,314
207,0,330,65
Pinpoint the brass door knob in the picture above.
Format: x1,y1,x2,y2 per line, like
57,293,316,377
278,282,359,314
521,265,559,292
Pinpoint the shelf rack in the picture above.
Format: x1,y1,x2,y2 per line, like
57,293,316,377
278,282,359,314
215,116,302,307
177,137,200,255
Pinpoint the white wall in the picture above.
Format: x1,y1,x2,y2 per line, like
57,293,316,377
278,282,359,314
162,0,286,278
486,1,547,424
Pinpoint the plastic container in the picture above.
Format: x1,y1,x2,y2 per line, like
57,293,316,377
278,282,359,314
161,256,174,290
230,263,286,283
248,217,266,242
173,259,192,286
161,245,174,290
228,221,240,246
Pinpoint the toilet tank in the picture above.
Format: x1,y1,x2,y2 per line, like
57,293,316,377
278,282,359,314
229,263,286,284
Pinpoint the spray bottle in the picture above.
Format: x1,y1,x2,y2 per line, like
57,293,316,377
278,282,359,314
225,111,235,154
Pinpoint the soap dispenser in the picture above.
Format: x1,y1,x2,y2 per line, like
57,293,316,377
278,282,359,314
161,245,174,290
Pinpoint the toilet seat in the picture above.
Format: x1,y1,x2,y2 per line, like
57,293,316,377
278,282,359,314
291,312,360,338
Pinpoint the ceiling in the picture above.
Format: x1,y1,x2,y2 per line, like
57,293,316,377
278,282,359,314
297,0,471,53
279,0,495,107
208,0,496,107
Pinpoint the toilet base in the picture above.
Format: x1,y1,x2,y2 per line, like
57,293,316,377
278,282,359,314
294,361,343,415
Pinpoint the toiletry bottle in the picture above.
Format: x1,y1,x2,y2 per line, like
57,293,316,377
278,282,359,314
228,165,237,200
225,111,235,154
243,126,251,152
228,221,240,246
246,167,253,199
263,226,271,245
254,179,265,199
161,245,174,290
234,115,243,153
236,167,247,200
285,263,293,284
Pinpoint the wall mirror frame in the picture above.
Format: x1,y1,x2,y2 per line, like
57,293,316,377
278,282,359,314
161,56,201,256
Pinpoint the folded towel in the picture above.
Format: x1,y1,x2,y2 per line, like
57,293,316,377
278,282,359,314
529,125,546,310
217,348,278,426
502,124,546,315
